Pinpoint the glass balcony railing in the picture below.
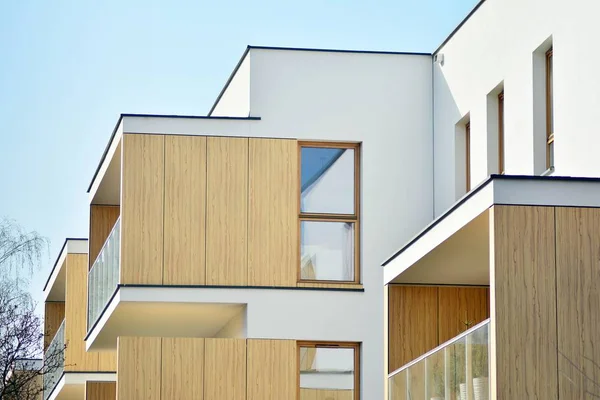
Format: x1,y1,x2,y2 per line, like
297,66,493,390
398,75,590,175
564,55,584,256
389,319,490,400
43,319,65,400
88,217,120,330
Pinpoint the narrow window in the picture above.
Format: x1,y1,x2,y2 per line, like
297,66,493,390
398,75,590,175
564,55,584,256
546,48,554,169
498,92,505,174
466,122,471,191
298,342,360,400
299,142,360,283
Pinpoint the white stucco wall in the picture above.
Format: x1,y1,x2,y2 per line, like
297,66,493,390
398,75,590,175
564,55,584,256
210,51,250,117
248,48,434,400
433,0,600,215
93,48,433,399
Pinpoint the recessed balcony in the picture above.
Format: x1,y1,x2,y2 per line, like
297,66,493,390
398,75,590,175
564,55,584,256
388,319,490,400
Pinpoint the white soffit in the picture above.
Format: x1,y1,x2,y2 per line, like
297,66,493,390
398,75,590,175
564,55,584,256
383,181,494,284
383,176,600,285
89,120,123,204
44,239,88,302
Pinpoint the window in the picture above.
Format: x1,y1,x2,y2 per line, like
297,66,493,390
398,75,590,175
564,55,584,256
465,122,471,191
299,142,360,283
298,342,360,400
498,92,505,174
546,48,554,169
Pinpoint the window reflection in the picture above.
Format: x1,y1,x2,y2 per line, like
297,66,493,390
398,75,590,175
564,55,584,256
301,147,355,215
301,221,354,281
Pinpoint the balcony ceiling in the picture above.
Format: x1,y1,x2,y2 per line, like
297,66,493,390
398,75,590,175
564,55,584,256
389,209,490,285
88,301,245,350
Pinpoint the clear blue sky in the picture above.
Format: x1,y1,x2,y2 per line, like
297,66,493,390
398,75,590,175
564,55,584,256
0,0,478,305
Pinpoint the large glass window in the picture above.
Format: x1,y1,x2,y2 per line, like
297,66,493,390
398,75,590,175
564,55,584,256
299,142,360,283
299,342,360,400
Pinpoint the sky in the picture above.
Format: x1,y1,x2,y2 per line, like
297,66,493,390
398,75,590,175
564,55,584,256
0,0,479,306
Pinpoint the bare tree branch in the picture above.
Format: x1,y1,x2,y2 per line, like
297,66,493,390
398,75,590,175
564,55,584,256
0,217,48,278
0,280,65,400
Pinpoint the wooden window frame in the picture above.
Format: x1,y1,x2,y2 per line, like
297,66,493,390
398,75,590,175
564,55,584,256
465,122,471,191
297,341,361,400
298,141,361,285
546,48,554,169
498,92,505,174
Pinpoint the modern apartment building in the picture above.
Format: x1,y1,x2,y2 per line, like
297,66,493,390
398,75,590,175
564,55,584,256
41,0,600,399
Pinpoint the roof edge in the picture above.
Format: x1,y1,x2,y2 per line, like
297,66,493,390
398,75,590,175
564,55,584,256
382,174,600,267
43,237,88,292
247,45,431,56
208,46,252,116
433,0,487,55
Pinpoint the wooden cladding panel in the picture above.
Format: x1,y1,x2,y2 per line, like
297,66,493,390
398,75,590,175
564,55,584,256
44,302,65,351
388,286,438,372
98,351,117,372
117,337,161,400
121,134,164,285
89,205,120,270
438,287,489,344
85,382,116,400
204,338,247,399
492,206,557,400
164,136,207,285
64,254,98,371
206,137,249,286
247,339,296,400
161,338,204,400
555,207,600,399
248,139,298,287
300,389,354,399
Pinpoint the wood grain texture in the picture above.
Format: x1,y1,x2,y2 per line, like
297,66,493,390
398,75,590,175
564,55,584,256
206,137,248,286
89,205,120,270
300,388,354,399
97,351,117,372
121,134,164,285
64,254,99,371
296,282,364,290
438,286,489,344
492,206,557,400
555,207,600,399
247,339,296,400
164,135,207,285
204,338,247,400
248,139,298,287
85,382,116,400
117,337,161,400
44,302,65,351
388,286,438,371
161,338,204,400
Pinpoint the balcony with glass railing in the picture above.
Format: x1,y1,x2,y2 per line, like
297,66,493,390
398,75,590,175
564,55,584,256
88,217,120,331
43,319,65,400
389,319,490,400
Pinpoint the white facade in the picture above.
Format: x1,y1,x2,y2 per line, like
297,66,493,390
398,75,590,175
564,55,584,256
89,47,434,399
433,0,600,215
85,1,600,394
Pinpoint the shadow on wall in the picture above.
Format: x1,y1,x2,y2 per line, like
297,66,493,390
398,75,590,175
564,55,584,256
433,62,462,217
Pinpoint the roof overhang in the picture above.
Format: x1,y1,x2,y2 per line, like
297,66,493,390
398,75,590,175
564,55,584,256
87,114,261,204
47,372,116,400
383,175,600,285
44,239,88,302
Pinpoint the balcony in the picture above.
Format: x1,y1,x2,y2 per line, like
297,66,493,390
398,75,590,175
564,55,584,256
88,218,120,331
389,319,490,400
43,319,65,400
